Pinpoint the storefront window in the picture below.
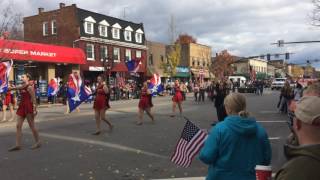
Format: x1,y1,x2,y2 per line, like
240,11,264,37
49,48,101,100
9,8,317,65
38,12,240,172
113,47,120,62
86,44,95,61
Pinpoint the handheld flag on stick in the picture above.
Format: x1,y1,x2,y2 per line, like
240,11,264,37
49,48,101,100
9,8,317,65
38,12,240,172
47,78,59,96
148,73,163,96
171,119,208,167
0,60,12,93
67,73,91,112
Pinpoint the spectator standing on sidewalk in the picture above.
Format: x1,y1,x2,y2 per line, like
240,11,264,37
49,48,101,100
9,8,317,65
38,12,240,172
275,96,320,180
200,93,271,180
194,83,199,102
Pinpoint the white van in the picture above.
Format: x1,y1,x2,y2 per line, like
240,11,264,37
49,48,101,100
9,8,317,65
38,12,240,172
228,76,247,87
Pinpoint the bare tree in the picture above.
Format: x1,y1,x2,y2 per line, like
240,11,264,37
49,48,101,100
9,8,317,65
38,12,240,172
0,1,23,40
311,0,320,26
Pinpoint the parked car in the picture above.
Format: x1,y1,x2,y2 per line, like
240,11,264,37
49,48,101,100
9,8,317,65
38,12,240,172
271,78,286,90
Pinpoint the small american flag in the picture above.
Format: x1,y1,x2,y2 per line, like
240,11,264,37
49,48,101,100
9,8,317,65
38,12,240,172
171,120,208,167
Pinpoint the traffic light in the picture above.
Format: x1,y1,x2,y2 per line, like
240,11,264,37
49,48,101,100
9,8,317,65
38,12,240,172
267,54,271,61
285,53,290,60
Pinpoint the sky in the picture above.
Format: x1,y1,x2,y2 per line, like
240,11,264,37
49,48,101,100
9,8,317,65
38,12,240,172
2,0,320,68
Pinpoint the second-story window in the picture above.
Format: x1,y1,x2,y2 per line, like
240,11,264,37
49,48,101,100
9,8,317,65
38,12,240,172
149,54,153,65
86,44,95,61
136,50,142,59
51,20,57,35
160,55,164,63
125,49,131,61
113,47,120,62
100,46,108,61
43,22,49,36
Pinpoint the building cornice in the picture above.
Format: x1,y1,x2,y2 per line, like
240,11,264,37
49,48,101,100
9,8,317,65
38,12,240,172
80,36,147,50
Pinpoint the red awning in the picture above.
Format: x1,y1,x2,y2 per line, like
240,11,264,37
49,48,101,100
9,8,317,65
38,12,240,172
111,62,128,72
0,39,86,64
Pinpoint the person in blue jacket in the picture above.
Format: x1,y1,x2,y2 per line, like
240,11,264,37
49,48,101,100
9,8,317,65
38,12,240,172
199,93,272,180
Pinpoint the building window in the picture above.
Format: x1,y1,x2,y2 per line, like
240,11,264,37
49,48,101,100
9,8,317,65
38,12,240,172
135,33,142,43
125,49,131,61
100,46,108,61
149,54,153,65
124,31,132,41
86,44,95,61
197,61,200,66
112,28,120,39
99,25,108,37
51,20,57,35
136,50,142,59
192,61,195,66
43,22,49,36
203,61,205,67
160,55,164,63
84,16,96,35
113,47,120,62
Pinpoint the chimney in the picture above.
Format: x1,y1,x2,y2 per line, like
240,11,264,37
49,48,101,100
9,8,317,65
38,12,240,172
38,7,44,14
59,3,65,8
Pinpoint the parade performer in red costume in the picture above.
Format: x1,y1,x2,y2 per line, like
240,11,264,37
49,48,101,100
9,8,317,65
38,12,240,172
92,76,113,135
2,81,15,122
8,74,40,151
171,80,183,117
137,81,154,125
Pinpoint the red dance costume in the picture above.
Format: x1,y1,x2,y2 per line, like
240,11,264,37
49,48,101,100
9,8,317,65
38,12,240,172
172,85,183,103
139,87,153,110
16,85,33,118
3,90,14,106
93,84,110,110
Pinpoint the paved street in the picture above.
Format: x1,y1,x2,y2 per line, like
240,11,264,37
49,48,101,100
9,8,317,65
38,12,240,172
0,90,290,180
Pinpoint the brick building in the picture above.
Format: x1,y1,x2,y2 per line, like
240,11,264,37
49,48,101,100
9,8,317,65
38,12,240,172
23,3,147,84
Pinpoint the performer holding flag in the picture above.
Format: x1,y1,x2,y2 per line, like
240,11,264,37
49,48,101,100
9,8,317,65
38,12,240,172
137,81,154,125
171,79,184,117
92,75,113,135
2,81,15,122
8,73,40,152
0,60,15,122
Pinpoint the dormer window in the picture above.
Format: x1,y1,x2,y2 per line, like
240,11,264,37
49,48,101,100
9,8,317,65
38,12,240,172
112,23,122,39
124,26,133,41
84,16,96,35
99,20,109,37
135,28,144,43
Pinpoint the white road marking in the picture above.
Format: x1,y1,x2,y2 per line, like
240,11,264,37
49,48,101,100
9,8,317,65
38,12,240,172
153,173,276,180
259,110,279,114
36,132,167,159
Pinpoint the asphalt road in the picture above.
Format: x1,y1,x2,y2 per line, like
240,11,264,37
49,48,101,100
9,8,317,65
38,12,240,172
0,90,290,180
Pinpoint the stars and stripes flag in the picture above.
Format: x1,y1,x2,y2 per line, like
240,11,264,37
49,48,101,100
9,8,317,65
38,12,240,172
67,72,92,112
171,120,208,167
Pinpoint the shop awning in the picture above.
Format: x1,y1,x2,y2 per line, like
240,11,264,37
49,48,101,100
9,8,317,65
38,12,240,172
0,39,86,64
174,72,190,78
111,62,128,72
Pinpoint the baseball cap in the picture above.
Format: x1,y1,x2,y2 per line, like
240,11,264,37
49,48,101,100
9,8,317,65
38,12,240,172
295,96,320,125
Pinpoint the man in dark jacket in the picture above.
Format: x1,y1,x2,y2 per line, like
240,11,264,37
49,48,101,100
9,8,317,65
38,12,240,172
275,96,320,180
214,82,227,122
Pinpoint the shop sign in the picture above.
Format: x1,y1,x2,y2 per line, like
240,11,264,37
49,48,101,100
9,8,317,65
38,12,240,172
176,66,189,73
89,66,105,71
